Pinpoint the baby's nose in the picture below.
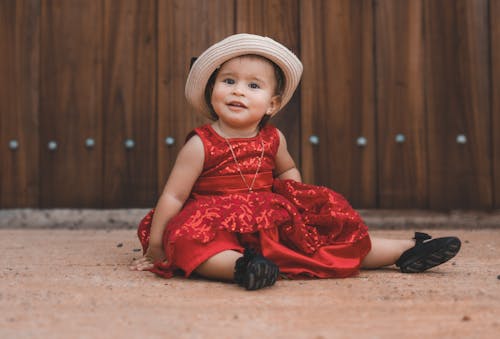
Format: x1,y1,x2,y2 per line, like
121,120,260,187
232,83,245,95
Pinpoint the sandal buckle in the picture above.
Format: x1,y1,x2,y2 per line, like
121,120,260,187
414,232,432,244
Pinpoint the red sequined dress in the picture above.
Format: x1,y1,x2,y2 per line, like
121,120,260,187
137,124,371,279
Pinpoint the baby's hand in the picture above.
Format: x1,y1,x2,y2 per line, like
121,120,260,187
129,245,166,271
129,255,154,271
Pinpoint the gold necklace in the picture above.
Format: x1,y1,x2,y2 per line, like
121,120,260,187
224,137,265,192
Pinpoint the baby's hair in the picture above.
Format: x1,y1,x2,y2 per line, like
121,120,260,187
204,54,285,127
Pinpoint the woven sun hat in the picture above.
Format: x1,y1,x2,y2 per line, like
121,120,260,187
185,33,303,119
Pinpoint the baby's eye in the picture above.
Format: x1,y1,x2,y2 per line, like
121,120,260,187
249,83,260,89
223,78,235,85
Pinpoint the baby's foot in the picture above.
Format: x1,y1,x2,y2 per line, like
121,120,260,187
396,232,461,273
234,248,279,290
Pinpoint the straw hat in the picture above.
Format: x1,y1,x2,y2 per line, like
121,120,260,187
185,33,303,119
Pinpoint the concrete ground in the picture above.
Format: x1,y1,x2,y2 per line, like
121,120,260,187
0,211,499,338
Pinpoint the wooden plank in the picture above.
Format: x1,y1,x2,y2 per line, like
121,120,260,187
236,0,301,167
492,0,500,208
300,0,376,207
102,0,157,208
424,0,492,209
375,0,427,208
157,0,234,193
0,0,40,207
40,0,103,207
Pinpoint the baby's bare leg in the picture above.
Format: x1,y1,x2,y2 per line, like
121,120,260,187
195,250,243,281
361,237,414,269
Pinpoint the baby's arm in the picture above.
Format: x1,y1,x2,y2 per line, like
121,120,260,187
130,135,204,271
274,129,302,182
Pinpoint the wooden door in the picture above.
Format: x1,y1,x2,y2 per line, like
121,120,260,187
40,0,103,207
0,0,40,207
1,0,498,210
300,0,376,208
425,0,492,209
375,0,427,208
102,0,157,208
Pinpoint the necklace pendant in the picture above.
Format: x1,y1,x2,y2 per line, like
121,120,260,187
225,136,265,195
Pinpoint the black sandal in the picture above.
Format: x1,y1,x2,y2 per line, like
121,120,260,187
396,232,461,273
234,248,279,290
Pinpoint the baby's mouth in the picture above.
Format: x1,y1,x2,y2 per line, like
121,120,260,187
227,101,247,109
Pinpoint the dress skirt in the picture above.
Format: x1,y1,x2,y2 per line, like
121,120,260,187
137,179,371,279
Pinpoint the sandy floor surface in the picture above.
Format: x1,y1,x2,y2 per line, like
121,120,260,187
1,229,499,339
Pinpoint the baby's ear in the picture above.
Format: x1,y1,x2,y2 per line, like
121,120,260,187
268,95,282,115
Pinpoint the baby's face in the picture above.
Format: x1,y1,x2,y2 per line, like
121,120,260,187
211,55,280,129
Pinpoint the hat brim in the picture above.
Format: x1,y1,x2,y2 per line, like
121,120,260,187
185,34,303,119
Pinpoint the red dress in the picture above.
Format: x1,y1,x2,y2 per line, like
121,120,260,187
137,124,371,279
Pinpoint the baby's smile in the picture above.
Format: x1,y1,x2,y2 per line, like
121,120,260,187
227,100,247,109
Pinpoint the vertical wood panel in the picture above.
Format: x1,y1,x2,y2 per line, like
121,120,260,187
236,0,301,167
0,0,40,207
102,0,157,208
40,0,103,207
300,0,376,207
425,0,492,209
375,0,427,208
157,0,234,193
492,0,500,208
